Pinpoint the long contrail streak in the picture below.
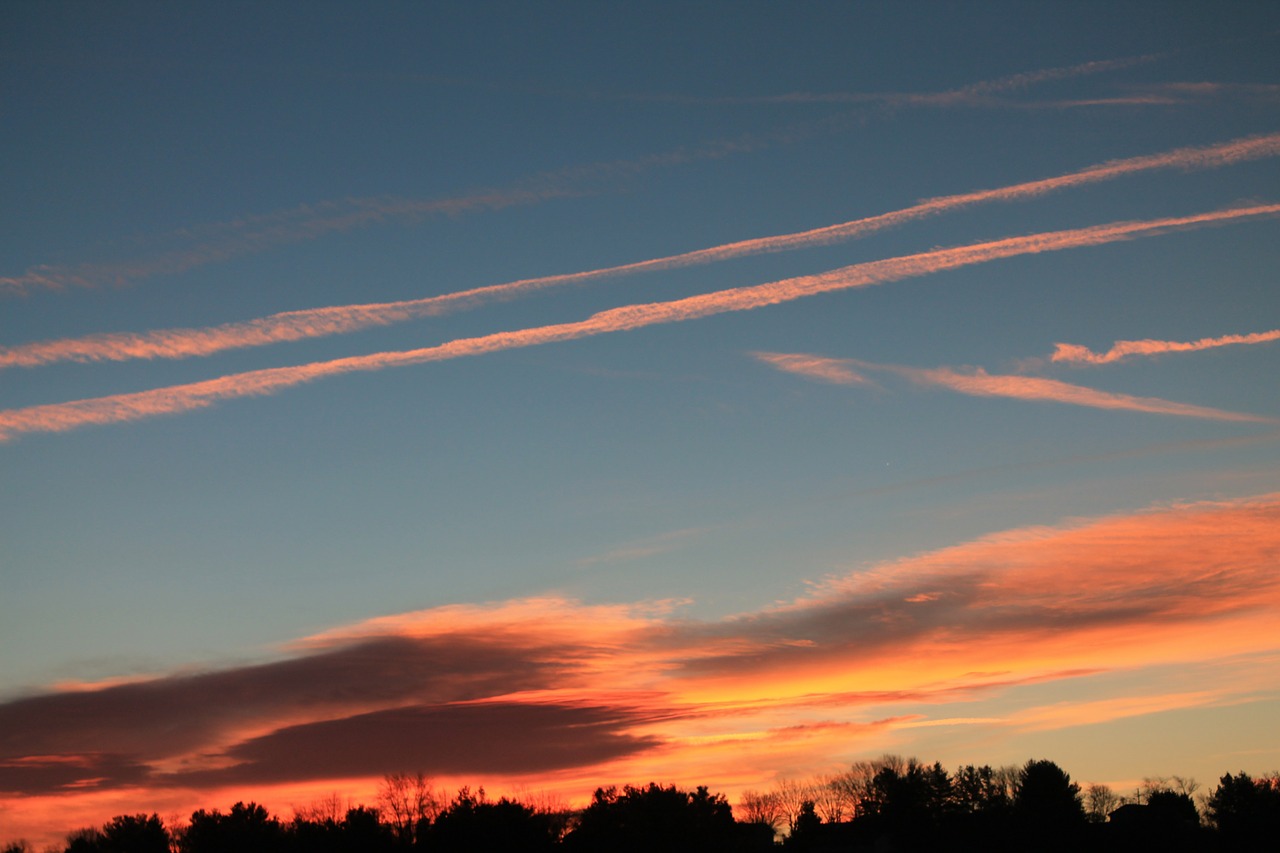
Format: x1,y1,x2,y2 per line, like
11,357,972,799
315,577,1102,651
622,55,1154,106
0,188,581,296
0,136,753,297
1052,328,1280,364
752,351,1273,423
5,133,1279,371
2,204,1277,441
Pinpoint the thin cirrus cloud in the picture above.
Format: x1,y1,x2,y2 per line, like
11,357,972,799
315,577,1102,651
753,351,1276,423
2,202,1278,442
6,131,1279,371
1122,81,1280,103
1,493,1278,805
0,189,579,297
625,55,1154,106
1006,691,1227,733
574,526,717,568
0,133,760,298
1051,328,1280,365
2,54,1132,299
750,353,875,387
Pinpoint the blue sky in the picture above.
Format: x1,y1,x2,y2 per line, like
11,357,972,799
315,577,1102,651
2,1,1279,844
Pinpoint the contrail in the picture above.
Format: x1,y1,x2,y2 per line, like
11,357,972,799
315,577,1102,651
0,53,1202,301
1052,328,1280,365
0,136,753,297
898,365,1273,421
2,203,1277,441
0,188,582,296
620,55,1154,106
6,132,1279,370
752,351,1272,423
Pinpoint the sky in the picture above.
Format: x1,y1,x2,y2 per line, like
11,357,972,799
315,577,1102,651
2,0,1279,845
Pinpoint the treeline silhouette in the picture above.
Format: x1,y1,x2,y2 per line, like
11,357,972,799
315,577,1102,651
5,760,1279,852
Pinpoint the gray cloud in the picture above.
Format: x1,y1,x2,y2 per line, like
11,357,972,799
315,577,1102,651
165,702,662,787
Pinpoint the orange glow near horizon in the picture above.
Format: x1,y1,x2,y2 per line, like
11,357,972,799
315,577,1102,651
4,494,1279,846
9,13,1280,853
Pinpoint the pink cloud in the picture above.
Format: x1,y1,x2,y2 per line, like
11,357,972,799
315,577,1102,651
885,363,1274,422
1051,328,1280,365
3,203,1278,441
750,352,874,386
6,132,1279,370
753,351,1275,423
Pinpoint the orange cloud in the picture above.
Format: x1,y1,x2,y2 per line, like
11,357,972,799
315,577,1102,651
753,351,1275,423
7,132,1279,370
3,494,1280,843
1052,328,1280,365
4,203,1279,442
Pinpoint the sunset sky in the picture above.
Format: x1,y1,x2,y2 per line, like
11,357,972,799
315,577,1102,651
3,2,1280,846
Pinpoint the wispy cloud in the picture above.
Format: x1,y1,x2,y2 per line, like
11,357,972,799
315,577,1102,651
895,364,1274,421
574,527,715,568
723,492,1280,686
0,136,759,298
1018,81,1280,111
1051,328,1280,365
907,55,1157,107
1008,691,1229,732
6,132,1279,370
1123,81,1280,103
750,353,874,387
758,351,1275,423
625,55,1154,107
4,203,1278,441
0,190,579,297
2,493,1278,810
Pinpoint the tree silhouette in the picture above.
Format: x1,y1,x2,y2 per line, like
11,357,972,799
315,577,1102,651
1015,760,1083,820
421,786,555,852
1206,771,1280,844
7,755,1280,852
564,782,743,853
58,815,169,853
339,806,395,852
736,789,783,834
180,802,282,853
99,814,169,853
770,777,817,835
783,801,821,850
377,772,442,847
808,774,849,823
952,763,1015,815
1012,759,1084,851
62,830,103,853
1145,789,1198,825
1084,782,1122,823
